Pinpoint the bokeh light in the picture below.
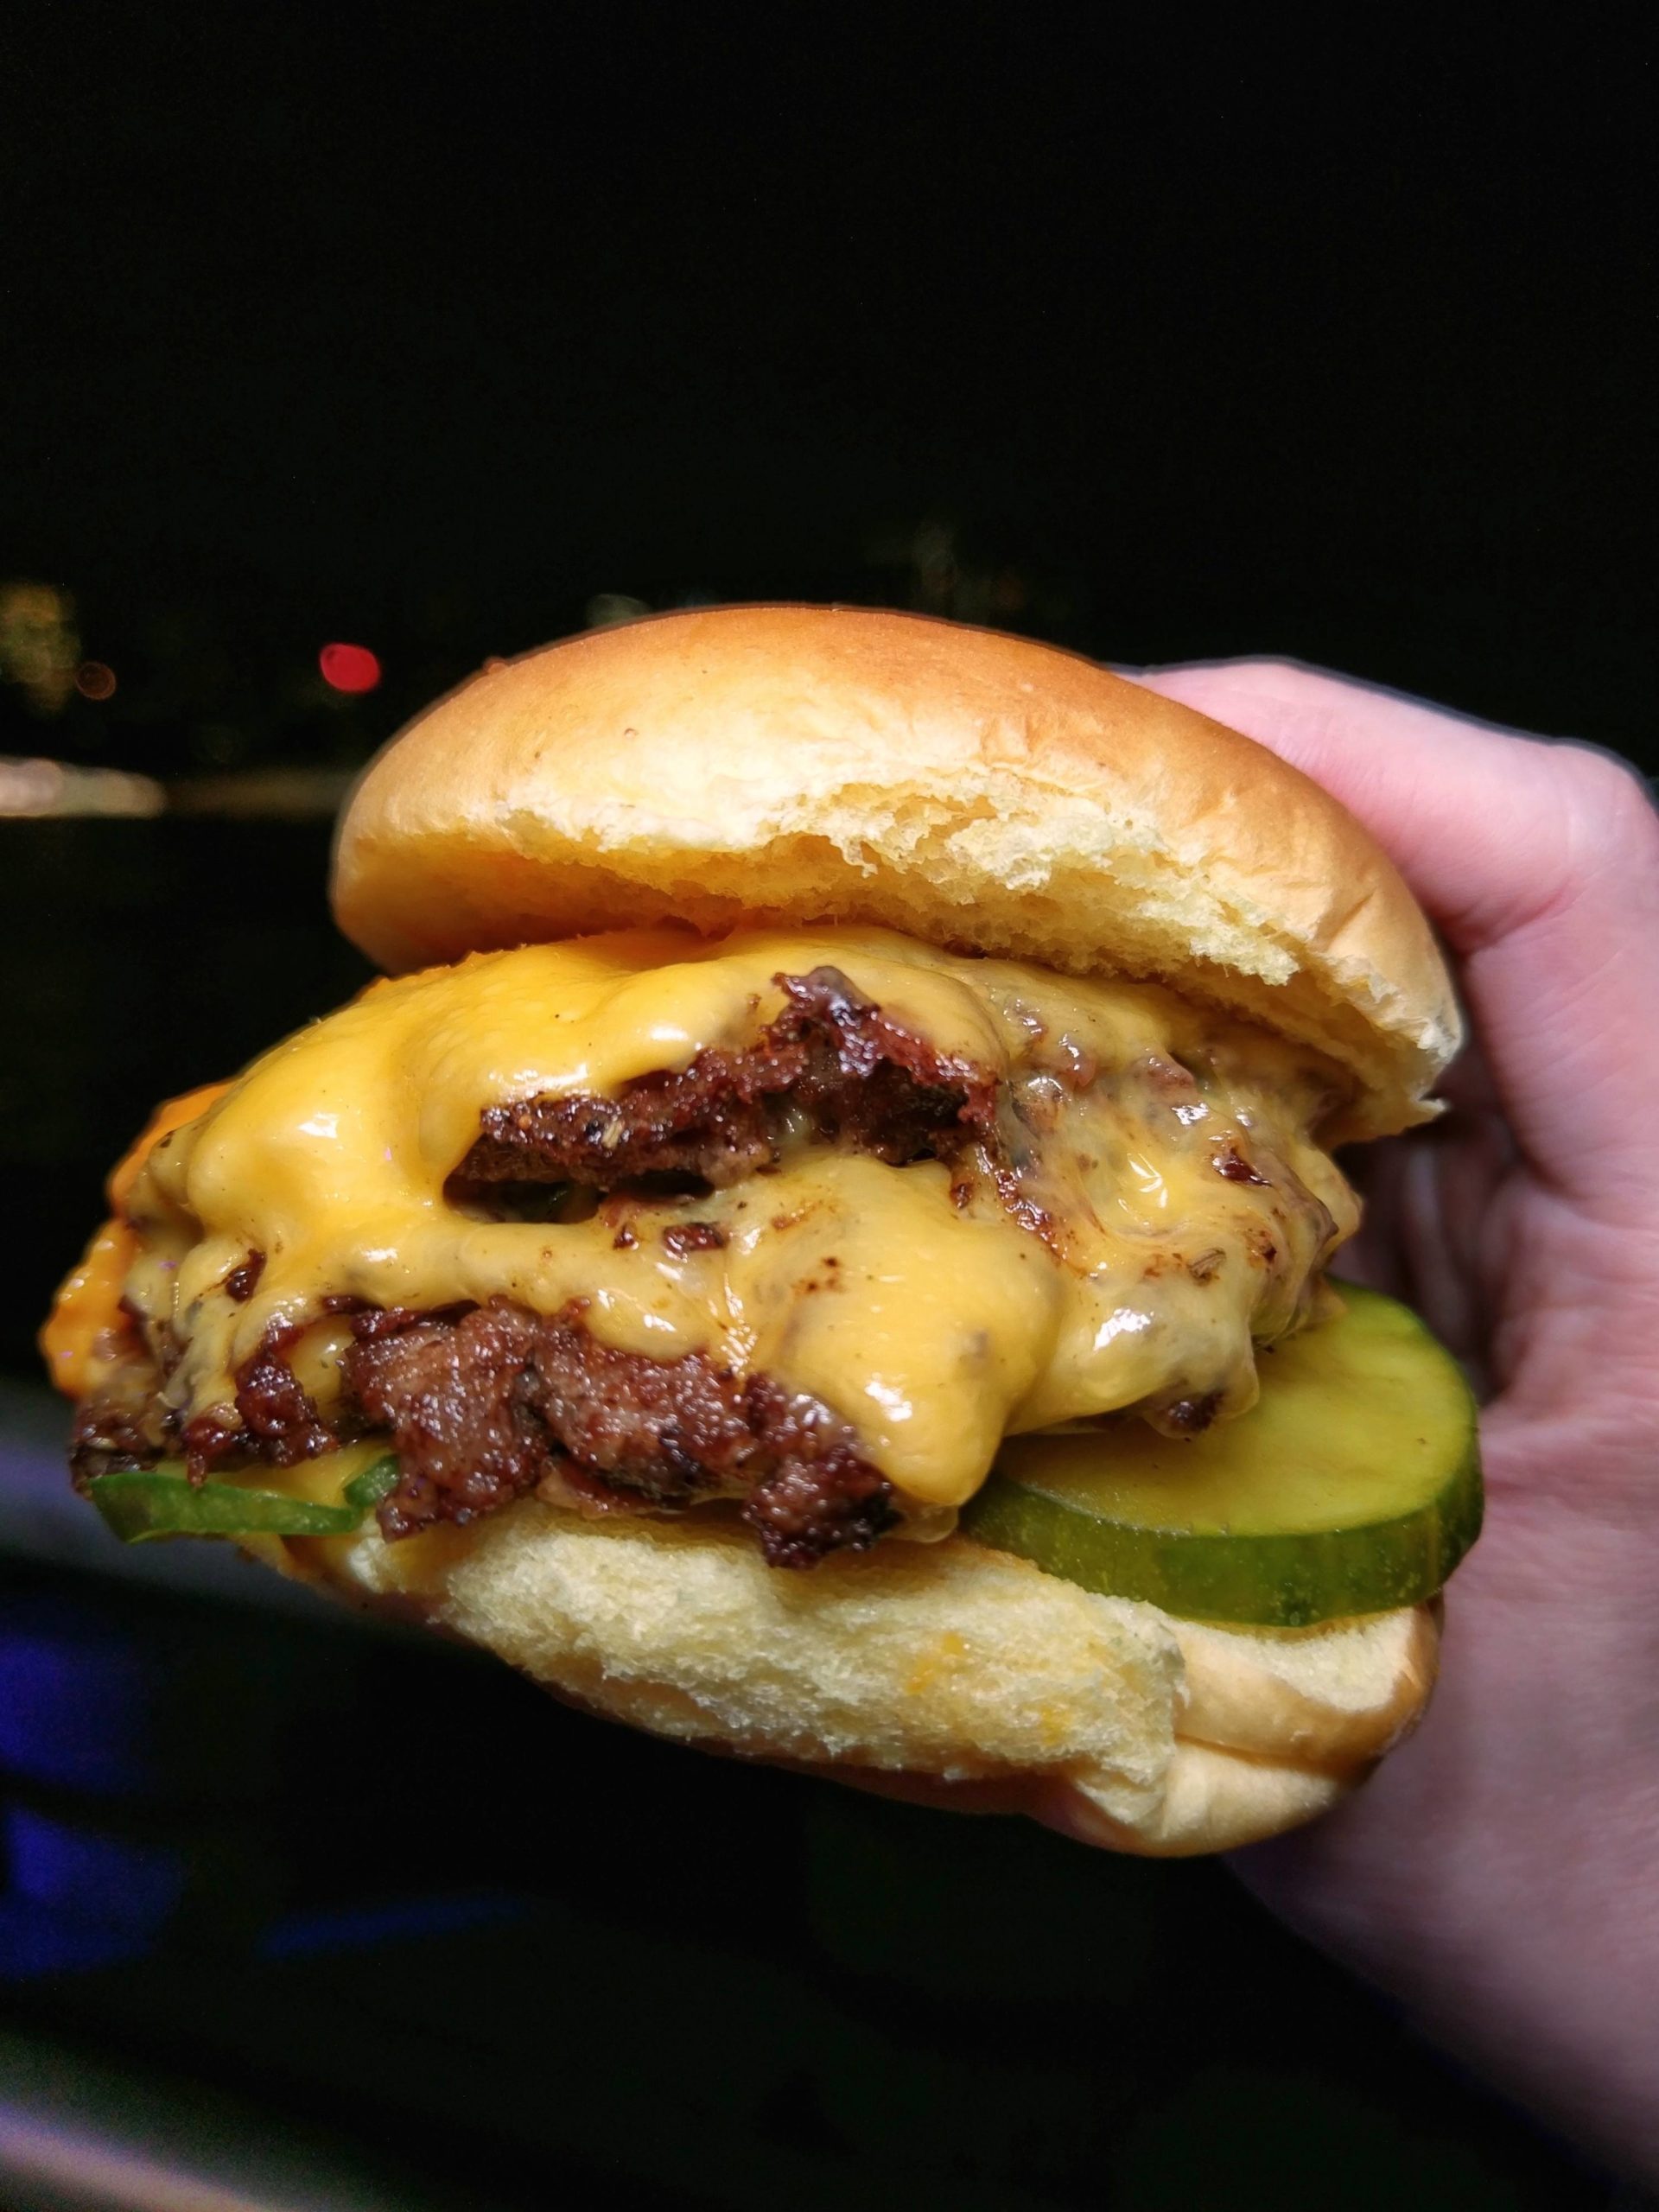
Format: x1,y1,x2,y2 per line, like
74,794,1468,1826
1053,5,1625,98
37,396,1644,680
75,661,118,701
0,758,163,817
0,582,79,715
318,642,382,694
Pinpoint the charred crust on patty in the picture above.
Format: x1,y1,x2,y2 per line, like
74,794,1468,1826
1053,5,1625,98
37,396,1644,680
448,964,1000,1209
1213,1137,1271,1185
223,1250,265,1302
337,1297,895,1567
1155,1389,1225,1438
180,1320,335,1480
660,1221,726,1255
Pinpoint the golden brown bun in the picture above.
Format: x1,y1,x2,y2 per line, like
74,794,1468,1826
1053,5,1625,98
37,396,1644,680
276,1506,1438,1858
333,605,1460,1135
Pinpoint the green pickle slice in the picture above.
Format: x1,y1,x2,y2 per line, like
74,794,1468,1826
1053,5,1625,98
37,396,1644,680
961,1284,1481,1627
86,1452,399,1542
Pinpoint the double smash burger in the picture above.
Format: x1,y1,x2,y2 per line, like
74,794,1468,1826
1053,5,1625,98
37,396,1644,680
42,607,1480,1854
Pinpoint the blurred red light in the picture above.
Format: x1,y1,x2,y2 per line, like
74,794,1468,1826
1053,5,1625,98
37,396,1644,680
320,642,381,694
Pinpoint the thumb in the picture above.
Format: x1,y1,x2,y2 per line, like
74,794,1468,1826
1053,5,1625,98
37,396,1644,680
1130,660,1659,1216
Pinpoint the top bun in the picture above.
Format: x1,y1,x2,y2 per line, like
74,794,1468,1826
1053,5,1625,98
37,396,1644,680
333,606,1459,1135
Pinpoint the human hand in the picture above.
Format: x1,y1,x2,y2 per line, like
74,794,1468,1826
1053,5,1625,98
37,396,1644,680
1131,658,1659,2184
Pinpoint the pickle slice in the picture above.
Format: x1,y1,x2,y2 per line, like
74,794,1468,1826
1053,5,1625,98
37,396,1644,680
961,1285,1480,1626
86,1452,398,1542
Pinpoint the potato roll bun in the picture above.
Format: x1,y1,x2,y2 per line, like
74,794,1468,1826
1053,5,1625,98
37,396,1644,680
272,1505,1439,1859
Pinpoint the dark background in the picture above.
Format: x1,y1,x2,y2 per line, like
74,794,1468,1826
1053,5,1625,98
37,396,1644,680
0,11,1653,2208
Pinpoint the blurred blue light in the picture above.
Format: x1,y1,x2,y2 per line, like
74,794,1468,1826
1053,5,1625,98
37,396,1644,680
0,1624,157,1793
259,1891,531,1961
0,1901,152,1977
0,1809,186,1980
6,1808,187,1927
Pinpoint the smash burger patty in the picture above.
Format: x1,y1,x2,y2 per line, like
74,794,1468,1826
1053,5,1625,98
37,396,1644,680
43,606,1468,1856
72,949,1351,1561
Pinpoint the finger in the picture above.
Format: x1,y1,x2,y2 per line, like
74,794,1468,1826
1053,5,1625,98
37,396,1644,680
1129,661,1659,1215
1129,660,1646,956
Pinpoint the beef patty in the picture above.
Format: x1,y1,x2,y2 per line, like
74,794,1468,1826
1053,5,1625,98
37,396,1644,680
346,1299,895,1567
448,963,999,1205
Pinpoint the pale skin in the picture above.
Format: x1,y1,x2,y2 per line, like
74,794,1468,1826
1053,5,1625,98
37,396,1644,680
1125,661,1659,2184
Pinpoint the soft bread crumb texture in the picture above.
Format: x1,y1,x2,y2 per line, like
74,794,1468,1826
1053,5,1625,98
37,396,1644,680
333,606,1460,1138
311,1506,1437,1858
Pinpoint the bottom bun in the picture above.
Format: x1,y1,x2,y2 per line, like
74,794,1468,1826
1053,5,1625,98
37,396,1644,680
279,1502,1439,1858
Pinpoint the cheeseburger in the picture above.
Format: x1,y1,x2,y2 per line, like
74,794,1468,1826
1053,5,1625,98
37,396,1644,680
41,607,1480,1855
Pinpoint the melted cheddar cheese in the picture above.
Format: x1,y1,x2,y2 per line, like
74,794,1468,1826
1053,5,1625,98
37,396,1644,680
54,927,1358,1514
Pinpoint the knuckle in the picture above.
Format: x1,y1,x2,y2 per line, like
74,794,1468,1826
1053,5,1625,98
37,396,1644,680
1557,743,1658,857
1491,742,1659,938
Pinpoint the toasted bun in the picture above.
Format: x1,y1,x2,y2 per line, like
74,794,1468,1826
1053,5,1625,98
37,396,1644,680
277,1506,1438,1858
333,606,1459,1135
